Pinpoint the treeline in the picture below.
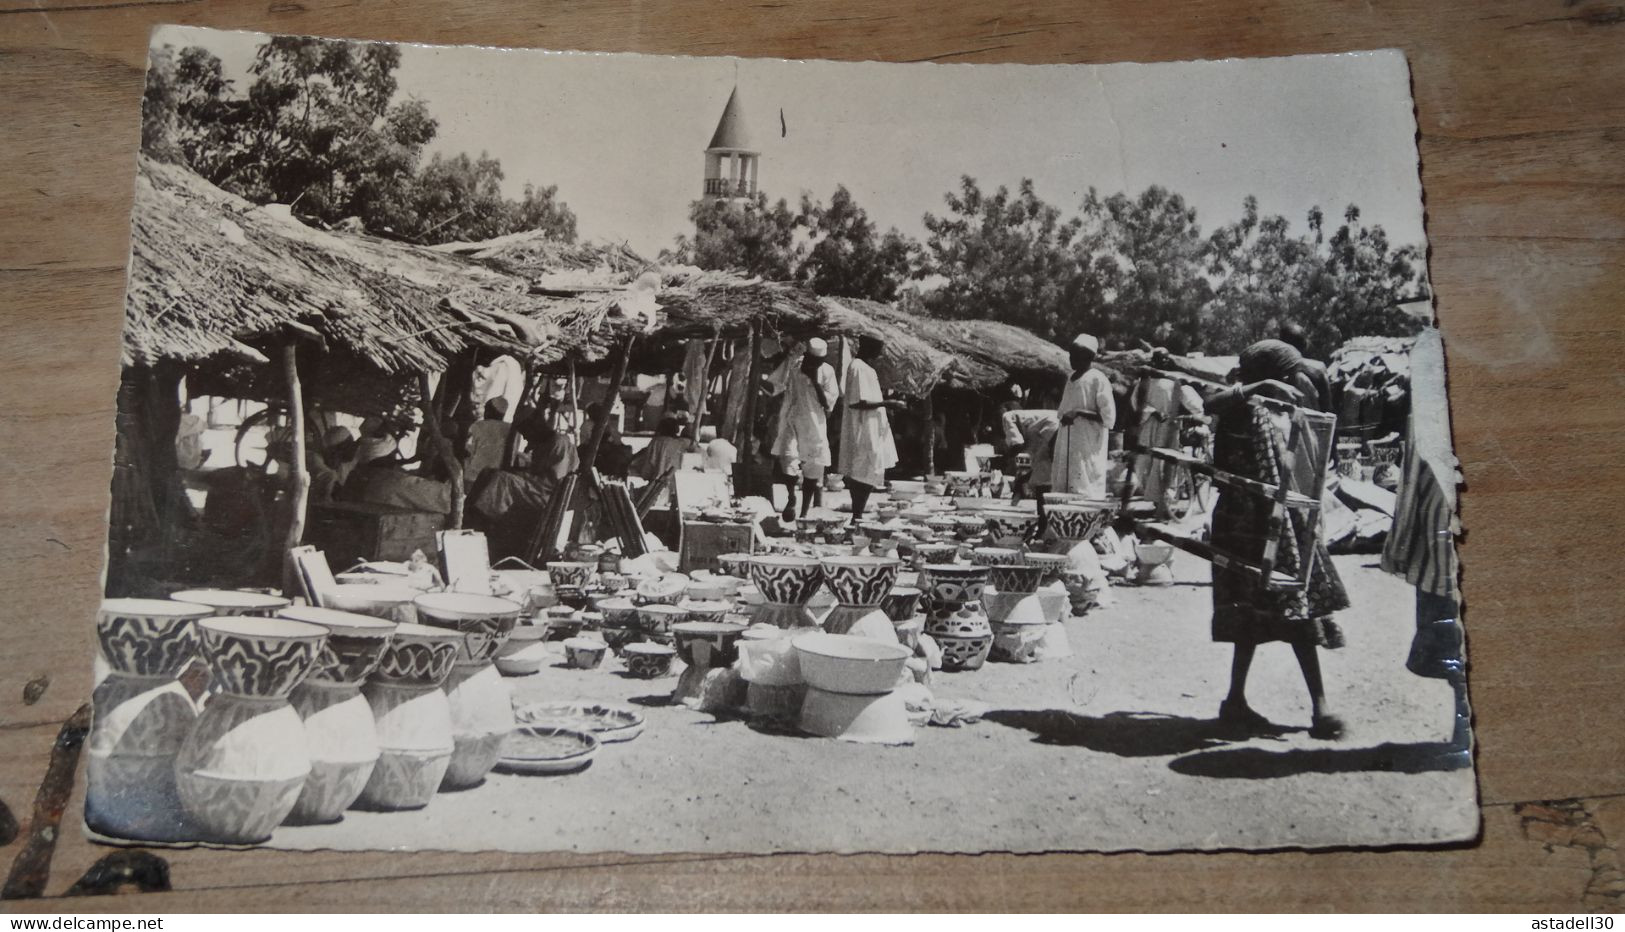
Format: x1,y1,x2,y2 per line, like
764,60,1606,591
141,37,577,245
664,178,1429,359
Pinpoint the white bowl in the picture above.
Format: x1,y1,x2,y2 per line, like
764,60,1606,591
793,632,910,696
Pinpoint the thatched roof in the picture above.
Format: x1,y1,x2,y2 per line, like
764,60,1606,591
124,156,559,377
906,317,1071,391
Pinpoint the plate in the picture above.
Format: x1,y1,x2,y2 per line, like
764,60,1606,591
496,726,599,775
513,702,646,743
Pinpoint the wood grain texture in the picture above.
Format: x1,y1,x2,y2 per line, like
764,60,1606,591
2,0,1623,912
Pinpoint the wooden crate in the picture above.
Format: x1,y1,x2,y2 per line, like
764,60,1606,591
678,520,754,573
307,500,446,569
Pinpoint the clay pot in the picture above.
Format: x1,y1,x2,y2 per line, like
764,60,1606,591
678,599,733,625
671,621,747,670
911,542,959,570
990,563,1046,595
87,598,212,842
820,556,900,608
170,589,290,618
564,637,608,670
411,592,522,666
356,623,459,811
545,561,596,589
637,603,688,640
970,546,1023,568
799,688,913,744
924,602,994,672
622,642,677,678
277,606,396,825
1047,502,1116,542
747,555,824,605
1024,552,1071,585
175,617,326,843
984,510,1040,544
439,661,514,789
919,564,990,607
794,632,910,696
881,586,922,622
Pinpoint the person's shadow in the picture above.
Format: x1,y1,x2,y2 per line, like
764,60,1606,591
984,708,1290,757
1168,741,1472,778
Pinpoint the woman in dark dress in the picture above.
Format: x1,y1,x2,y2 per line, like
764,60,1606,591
1206,339,1351,739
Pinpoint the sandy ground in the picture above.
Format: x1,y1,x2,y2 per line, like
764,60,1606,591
272,552,1479,855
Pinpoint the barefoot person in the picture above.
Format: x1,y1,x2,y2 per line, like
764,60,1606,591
1203,339,1351,739
768,337,839,520
837,334,901,521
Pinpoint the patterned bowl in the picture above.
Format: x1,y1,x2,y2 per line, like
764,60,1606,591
716,553,755,578
411,592,523,665
276,605,396,687
952,514,989,538
990,563,1046,595
919,564,990,606
636,603,688,639
678,599,733,625
545,561,597,589
1041,492,1088,506
970,546,1023,567
319,583,420,620
747,555,825,605
369,622,463,687
881,586,923,622
912,542,960,569
1024,552,1072,581
170,589,290,618
196,616,326,699
984,510,1041,543
563,637,608,670
97,597,212,678
671,621,748,668
820,556,900,607
1047,502,1117,541
924,516,960,537
621,642,677,679
596,597,640,630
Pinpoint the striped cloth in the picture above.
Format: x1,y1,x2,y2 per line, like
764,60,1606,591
1381,439,1458,597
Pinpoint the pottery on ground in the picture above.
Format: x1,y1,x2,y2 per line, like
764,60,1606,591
87,598,213,843
1023,552,1072,584
798,687,914,744
545,561,597,589
919,563,990,607
319,584,420,624
793,632,910,696
411,592,522,665
880,586,922,622
494,644,549,677
911,542,959,570
1046,502,1117,542
989,563,1046,595
819,555,900,608
564,637,608,670
678,599,733,625
984,510,1040,543
170,589,290,618
671,621,747,670
748,555,824,604
970,546,1023,567
175,616,326,843
356,623,460,810
716,553,754,578
637,603,688,641
621,642,677,678
276,606,396,825
923,601,994,672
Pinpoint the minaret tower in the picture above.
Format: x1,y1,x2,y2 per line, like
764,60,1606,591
702,87,759,202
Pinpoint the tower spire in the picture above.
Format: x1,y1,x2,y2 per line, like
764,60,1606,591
702,86,760,201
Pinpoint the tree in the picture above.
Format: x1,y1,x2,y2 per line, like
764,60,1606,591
662,192,802,279
796,185,913,301
915,176,1099,341
1075,186,1212,354
138,36,577,246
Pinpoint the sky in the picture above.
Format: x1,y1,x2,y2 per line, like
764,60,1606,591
153,27,1428,260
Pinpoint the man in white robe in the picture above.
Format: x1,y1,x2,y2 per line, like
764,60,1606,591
837,335,900,520
1051,333,1117,499
769,337,839,519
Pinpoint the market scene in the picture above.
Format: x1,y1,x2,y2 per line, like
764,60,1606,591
88,33,1474,854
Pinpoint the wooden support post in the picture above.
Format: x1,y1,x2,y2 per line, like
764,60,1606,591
419,371,465,529
580,335,634,477
690,331,722,438
735,321,763,495
281,344,311,596
923,389,936,478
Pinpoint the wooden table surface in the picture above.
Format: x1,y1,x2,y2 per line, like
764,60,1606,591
2,0,1622,912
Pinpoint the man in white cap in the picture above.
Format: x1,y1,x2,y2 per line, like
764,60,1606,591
1051,333,1116,499
768,336,839,520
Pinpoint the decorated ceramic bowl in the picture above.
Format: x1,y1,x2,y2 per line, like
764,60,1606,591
368,622,461,687
320,583,420,620
1047,502,1117,541
989,563,1046,595
621,642,677,678
716,553,754,578
912,542,960,569
970,546,1023,567
881,586,923,622
196,616,326,699
919,563,990,606
276,605,396,687
170,589,290,618
412,592,522,665
636,603,688,639
1041,492,1088,506
563,637,608,670
596,597,640,630
1024,552,1072,582
1135,542,1176,566
97,597,212,678
671,620,748,669
984,510,1041,543
747,555,825,605
924,605,994,672
545,561,597,589
819,555,900,607
793,632,911,696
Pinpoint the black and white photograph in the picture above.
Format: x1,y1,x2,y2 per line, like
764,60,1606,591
90,27,1472,855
